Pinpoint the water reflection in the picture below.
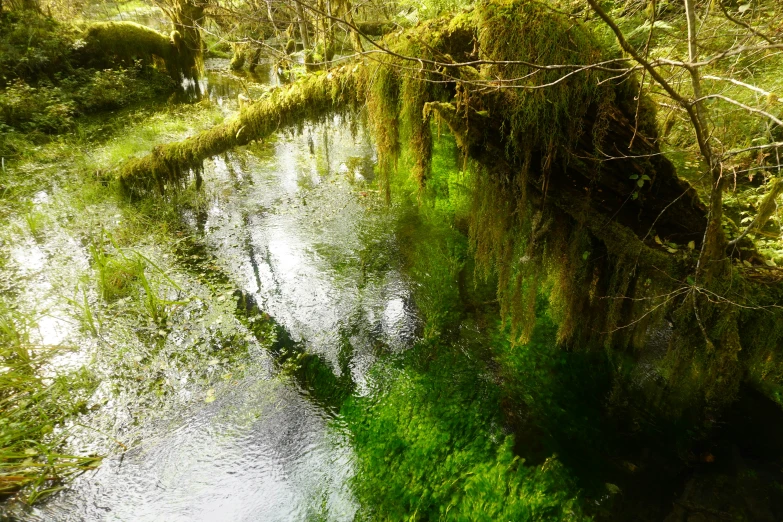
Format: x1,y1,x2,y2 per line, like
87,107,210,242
192,116,419,371
26,372,355,522
22,110,418,520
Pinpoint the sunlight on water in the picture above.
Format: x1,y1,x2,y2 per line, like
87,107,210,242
24,86,418,521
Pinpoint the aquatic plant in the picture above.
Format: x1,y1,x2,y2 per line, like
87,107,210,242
0,299,100,504
344,345,588,521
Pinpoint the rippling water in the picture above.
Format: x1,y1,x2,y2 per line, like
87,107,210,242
14,69,418,521
27,373,355,522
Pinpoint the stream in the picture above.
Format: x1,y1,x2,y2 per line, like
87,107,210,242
5,61,416,522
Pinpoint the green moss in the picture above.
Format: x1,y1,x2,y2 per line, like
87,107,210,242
343,345,588,521
229,43,246,71
80,21,187,81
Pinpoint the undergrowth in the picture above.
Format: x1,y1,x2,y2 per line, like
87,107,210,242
0,11,179,159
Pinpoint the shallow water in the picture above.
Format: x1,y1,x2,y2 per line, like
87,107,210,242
26,371,356,522
6,66,418,521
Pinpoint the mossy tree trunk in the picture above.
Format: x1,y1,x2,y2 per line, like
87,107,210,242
334,0,363,52
157,0,206,79
294,0,310,51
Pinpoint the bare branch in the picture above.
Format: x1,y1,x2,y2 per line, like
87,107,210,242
694,93,783,126
724,141,783,157
703,74,775,97
717,0,775,44
586,0,711,163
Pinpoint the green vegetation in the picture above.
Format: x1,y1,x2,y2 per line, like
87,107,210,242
345,348,587,521
2,0,783,517
0,298,100,503
0,12,178,160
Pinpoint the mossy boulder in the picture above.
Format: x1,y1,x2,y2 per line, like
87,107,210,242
78,21,193,81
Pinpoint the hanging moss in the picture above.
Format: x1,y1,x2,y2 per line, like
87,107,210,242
474,0,604,162
364,59,400,202
114,0,783,420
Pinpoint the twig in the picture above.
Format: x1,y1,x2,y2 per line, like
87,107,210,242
693,94,783,126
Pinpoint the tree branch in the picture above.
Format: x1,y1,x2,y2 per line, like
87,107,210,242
717,0,775,44
694,93,783,126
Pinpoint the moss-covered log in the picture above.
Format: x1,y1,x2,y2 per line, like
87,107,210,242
118,66,361,195
355,21,395,37
79,22,190,81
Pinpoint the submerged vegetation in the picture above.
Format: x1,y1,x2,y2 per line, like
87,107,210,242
2,0,783,518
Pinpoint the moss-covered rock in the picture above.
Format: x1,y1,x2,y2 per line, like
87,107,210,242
79,21,190,81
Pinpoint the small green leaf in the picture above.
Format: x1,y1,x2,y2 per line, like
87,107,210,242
686,276,695,285
641,175,651,181
582,251,590,261
637,179,645,187
631,191,639,200
687,241,695,250
629,174,639,180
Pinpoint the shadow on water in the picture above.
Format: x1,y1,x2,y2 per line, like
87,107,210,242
177,239,356,414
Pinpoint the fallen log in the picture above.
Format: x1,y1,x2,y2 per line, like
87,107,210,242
112,0,783,418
